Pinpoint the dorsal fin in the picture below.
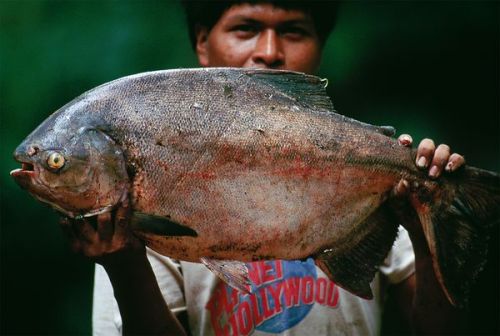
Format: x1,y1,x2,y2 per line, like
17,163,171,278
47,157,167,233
243,69,395,137
244,69,334,111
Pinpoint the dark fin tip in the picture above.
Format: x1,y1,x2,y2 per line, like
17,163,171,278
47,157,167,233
131,212,198,237
415,167,500,307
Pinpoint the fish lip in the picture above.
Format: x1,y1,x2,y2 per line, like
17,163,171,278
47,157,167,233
10,167,37,189
10,168,35,178
10,158,37,185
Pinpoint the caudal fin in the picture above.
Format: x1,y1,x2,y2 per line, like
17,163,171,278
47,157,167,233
412,166,499,307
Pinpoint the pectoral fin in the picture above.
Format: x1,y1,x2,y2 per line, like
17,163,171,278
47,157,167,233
315,202,399,299
200,257,251,294
130,212,198,237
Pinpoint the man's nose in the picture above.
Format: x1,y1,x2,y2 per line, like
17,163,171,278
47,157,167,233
251,29,285,68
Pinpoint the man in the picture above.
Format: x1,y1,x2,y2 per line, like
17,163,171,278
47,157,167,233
63,2,465,335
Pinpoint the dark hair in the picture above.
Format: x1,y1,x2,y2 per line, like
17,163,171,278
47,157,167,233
181,0,339,50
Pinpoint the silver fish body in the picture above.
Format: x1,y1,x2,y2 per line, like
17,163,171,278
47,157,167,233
11,68,499,305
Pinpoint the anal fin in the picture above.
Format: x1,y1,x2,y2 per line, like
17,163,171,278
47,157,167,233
200,257,251,294
315,202,399,299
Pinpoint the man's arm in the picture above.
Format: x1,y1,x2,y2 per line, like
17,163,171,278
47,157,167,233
101,247,186,335
60,203,186,336
392,137,466,333
398,236,464,334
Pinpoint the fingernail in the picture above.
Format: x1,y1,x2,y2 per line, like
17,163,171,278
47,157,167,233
445,162,454,172
395,179,410,196
416,156,427,168
398,134,413,146
429,165,439,178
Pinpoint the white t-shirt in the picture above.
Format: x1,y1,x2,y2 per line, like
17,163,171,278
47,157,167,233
93,227,415,336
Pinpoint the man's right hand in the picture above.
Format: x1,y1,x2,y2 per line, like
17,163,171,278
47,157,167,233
60,202,186,335
59,201,145,266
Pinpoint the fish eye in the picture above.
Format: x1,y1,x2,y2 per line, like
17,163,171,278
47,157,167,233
47,151,65,170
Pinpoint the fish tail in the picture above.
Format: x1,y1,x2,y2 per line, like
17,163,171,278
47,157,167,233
411,167,500,306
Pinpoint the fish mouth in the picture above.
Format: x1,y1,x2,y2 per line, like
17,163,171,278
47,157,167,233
10,161,36,187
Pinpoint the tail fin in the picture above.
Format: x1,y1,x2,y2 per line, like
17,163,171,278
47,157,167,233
412,167,500,307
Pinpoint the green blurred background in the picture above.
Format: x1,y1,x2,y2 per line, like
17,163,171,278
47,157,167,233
1,1,498,334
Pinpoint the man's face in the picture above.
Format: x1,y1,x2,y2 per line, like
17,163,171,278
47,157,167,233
196,3,322,75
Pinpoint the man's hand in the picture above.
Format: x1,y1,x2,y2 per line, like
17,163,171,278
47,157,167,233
59,201,144,266
60,202,186,335
413,137,466,178
393,134,466,196
391,134,466,333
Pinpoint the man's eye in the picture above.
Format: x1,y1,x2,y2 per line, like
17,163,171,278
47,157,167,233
234,24,256,32
280,26,311,39
231,24,259,37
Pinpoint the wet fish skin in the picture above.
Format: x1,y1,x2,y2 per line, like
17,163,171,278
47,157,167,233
10,68,499,306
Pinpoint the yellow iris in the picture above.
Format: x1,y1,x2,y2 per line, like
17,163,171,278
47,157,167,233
47,152,65,170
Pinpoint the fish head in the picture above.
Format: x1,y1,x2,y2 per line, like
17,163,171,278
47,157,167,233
11,120,129,218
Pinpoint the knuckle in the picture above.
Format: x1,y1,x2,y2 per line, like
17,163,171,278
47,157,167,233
421,138,435,147
433,155,448,166
418,142,435,155
437,144,451,153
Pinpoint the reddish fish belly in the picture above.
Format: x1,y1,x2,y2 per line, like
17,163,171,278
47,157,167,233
128,126,407,261
135,163,399,262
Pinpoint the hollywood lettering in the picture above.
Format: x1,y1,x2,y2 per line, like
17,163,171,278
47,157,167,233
206,260,340,336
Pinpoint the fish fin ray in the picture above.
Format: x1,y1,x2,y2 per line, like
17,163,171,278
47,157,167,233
315,202,399,299
130,212,198,237
244,69,334,111
244,69,395,136
200,258,251,294
412,167,500,307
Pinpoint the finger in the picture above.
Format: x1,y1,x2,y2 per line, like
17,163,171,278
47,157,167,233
114,203,131,237
429,144,451,179
415,138,435,169
392,178,410,197
97,212,113,242
59,217,82,252
397,134,413,147
446,153,466,172
73,218,98,243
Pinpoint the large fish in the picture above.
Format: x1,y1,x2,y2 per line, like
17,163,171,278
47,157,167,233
11,68,499,306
